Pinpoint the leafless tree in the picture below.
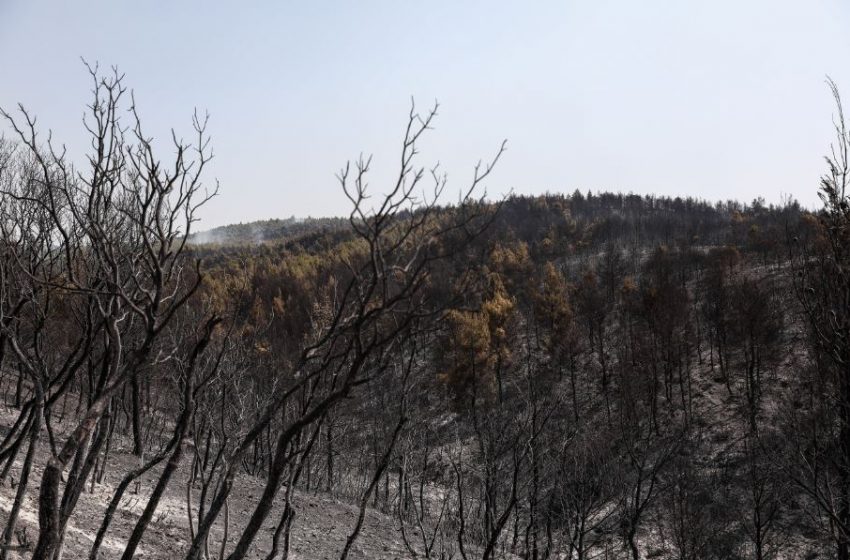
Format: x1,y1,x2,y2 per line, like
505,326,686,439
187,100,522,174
0,62,218,559
181,102,504,560
791,78,850,560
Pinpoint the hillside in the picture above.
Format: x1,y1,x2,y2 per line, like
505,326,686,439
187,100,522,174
190,217,350,247
0,95,845,558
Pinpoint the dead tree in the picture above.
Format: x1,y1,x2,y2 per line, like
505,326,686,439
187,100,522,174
0,63,217,559
184,102,504,560
791,78,850,560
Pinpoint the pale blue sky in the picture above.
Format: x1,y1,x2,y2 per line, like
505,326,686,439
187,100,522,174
1,1,848,228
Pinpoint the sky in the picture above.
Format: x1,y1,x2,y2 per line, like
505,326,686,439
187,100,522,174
1,1,849,229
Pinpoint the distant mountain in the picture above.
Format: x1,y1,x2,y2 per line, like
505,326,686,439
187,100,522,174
190,216,349,246
191,192,801,258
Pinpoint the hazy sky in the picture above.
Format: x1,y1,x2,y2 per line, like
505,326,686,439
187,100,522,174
1,1,848,228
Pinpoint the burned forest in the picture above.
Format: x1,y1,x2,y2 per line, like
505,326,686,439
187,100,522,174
0,66,848,560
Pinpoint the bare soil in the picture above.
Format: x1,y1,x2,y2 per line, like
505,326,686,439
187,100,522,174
0,404,414,560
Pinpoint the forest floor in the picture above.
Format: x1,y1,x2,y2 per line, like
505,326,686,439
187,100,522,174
0,404,415,560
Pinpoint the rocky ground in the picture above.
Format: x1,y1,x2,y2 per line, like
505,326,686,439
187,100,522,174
0,404,414,560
